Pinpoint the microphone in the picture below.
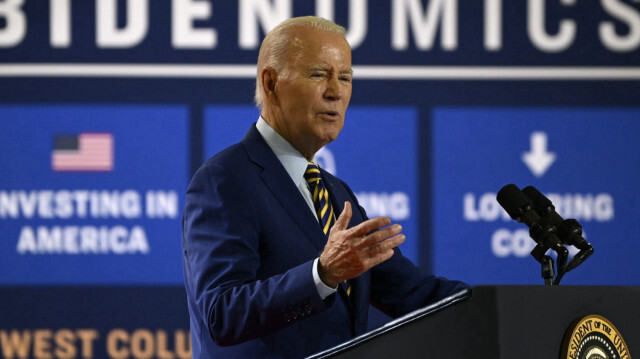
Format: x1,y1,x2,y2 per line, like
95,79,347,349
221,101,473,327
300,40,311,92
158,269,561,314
522,186,594,273
497,184,567,254
497,184,569,284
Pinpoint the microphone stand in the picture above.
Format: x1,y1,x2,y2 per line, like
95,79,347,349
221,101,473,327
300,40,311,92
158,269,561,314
521,186,594,285
527,216,568,285
530,244,555,285
497,184,571,286
553,219,594,285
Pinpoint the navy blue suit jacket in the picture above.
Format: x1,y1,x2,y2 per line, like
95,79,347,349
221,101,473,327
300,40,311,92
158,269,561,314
182,124,469,358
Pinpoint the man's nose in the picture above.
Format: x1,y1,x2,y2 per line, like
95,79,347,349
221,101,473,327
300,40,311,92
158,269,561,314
324,77,343,100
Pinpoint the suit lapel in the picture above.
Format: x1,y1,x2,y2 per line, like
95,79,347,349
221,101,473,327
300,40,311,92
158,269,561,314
242,125,328,251
243,124,366,328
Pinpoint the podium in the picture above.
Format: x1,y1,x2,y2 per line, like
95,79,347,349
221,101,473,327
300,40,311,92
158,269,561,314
308,286,640,358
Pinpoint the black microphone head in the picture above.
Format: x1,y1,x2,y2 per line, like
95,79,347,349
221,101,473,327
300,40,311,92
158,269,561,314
522,186,555,215
565,247,594,272
497,184,534,222
558,219,590,249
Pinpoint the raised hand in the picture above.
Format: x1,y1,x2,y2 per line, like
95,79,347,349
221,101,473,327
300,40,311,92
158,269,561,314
318,201,405,288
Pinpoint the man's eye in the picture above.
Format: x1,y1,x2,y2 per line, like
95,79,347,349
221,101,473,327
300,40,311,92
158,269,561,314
312,73,325,78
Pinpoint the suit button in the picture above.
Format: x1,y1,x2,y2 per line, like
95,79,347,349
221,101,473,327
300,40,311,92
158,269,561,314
304,304,312,314
283,314,291,322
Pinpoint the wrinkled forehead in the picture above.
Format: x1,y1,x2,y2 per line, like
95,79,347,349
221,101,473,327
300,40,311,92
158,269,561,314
285,28,352,67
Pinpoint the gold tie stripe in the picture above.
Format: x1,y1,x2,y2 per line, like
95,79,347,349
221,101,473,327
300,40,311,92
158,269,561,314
304,162,335,235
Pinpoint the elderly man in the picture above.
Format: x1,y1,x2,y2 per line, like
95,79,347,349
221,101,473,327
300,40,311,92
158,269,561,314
182,16,468,359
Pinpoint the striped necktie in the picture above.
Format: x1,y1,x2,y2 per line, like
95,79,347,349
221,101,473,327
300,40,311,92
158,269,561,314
304,162,335,235
304,162,351,296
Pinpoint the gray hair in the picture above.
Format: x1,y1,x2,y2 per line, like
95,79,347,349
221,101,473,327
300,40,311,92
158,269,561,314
254,16,346,108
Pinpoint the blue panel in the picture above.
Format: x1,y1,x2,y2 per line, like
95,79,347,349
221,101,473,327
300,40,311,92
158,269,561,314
203,106,420,264
203,106,260,161
0,105,188,284
432,108,640,285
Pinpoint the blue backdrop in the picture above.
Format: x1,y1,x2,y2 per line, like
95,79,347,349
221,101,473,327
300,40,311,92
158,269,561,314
1,1,639,357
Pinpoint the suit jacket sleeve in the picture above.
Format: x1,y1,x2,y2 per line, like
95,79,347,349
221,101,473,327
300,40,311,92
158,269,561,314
182,159,331,346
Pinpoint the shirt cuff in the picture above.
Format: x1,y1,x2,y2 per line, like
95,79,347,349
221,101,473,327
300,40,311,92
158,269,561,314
313,257,337,299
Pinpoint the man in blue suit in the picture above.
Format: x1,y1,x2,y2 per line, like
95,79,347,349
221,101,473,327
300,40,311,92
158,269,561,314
182,16,469,358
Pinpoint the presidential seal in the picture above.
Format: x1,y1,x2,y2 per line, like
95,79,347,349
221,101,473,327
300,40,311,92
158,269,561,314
561,315,632,359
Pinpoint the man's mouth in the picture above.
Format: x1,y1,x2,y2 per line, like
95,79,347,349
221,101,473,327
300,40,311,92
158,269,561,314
319,111,339,119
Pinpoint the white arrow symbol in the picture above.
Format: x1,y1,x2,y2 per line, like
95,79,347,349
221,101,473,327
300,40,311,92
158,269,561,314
521,131,556,177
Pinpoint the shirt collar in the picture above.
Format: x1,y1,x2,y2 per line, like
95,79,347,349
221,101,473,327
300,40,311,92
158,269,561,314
256,116,315,185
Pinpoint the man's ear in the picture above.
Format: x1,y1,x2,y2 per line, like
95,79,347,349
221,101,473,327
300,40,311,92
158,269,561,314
261,67,279,105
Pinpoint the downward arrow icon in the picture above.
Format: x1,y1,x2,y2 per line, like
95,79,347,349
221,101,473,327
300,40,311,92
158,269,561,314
521,132,556,177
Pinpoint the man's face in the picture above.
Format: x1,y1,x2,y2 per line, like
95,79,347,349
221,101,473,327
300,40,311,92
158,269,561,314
272,27,352,159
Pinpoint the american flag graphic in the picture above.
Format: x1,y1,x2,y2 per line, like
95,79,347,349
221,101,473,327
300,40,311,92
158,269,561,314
51,133,114,172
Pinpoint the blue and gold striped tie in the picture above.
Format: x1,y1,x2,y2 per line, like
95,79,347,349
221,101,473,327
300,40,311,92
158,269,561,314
304,162,351,296
304,162,335,235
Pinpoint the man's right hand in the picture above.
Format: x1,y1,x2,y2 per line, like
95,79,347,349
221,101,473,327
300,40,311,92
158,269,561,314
317,201,405,288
